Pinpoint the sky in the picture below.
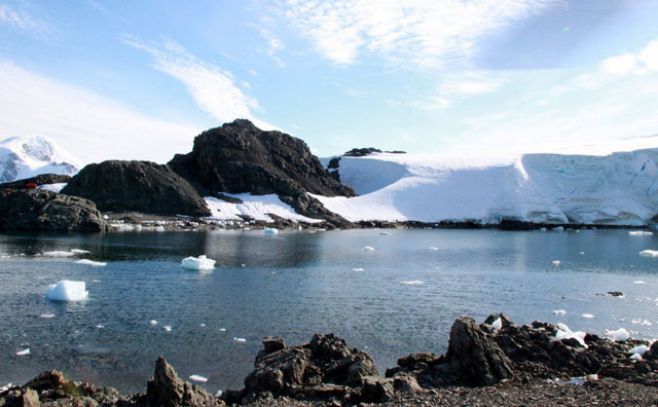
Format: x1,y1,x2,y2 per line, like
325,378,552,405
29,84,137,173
2,0,658,163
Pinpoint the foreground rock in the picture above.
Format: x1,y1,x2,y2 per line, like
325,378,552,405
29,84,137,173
168,119,354,225
147,357,222,407
62,161,210,217
0,189,105,232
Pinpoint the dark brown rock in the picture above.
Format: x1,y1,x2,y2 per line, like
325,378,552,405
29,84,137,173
146,356,221,407
0,174,71,189
262,336,286,353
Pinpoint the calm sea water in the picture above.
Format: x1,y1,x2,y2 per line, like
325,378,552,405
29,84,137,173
1,229,658,393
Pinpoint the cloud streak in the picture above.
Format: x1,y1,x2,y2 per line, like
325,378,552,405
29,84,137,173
0,4,50,36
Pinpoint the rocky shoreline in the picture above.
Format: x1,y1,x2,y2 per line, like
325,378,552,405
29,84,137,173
3,314,658,406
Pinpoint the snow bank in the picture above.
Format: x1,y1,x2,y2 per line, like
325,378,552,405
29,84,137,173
181,255,216,271
603,328,630,341
555,323,587,348
0,135,80,183
205,194,323,223
38,183,67,193
317,149,658,225
45,280,88,302
75,259,107,267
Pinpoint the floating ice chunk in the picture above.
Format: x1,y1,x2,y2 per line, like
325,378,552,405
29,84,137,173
581,313,594,319
630,231,653,236
379,231,390,235
215,390,223,398
400,280,424,286
603,327,630,341
490,317,503,331
552,260,561,266
263,227,279,235
15,348,30,356
164,325,172,332
155,226,165,232
579,252,585,255
149,320,158,326
639,250,658,257
634,280,647,284
553,226,565,232
181,255,216,271
553,309,567,316
103,214,109,220
428,246,439,251
96,324,104,329
539,227,547,232
75,259,107,267
200,323,206,327
45,280,88,302
219,328,226,332
630,344,650,356
42,251,75,257
233,337,246,343
71,249,90,254
40,313,55,319
352,267,365,272
630,352,643,361
363,246,375,251
189,375,208,383
555,323,587,348
631,319,652,326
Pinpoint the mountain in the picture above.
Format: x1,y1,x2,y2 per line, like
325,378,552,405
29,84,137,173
0,135,81,183
318,149,658,226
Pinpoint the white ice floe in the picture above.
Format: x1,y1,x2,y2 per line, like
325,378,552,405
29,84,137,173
352,267,365,272
552,260,561,266
553,309,567,316
200,323,206,327
75,259,107,267
189,375,208,383
164,325,172,332
233,337,247,343
149,320,158,326
40,313,55,319
400,280,424,286
155,226,165,232
581,313,594,319
219,328,226,332
379,231,390,235
363,246,375,252
579,251,585,255
96,324,104,329
215,390,223,398
41,251,75,257
15,348,30,356
630,344,650,356
263,227,279,235
555,323,587,348
603,327,630,341
632,319,652,326
181,255,216,271
45,280,88,302
0,383,13,392
428,246,439,251
630,231,654,236
639,250,658,257
634,280,647,284
71,249,90,254
553,226,565,232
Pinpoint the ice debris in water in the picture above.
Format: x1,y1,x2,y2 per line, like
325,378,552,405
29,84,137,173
263,227,279,235
579,251,585,255
428,246,439,251
96,324,104,329
363,246,375,251
45,280,88,302
189,375,208,383
40,313,55,319
149,320,158,326
555,323,587,348
553,226,565,232
379,231,390,235
634,280,647,284
200,323,206,327
75,259,107,267
233,337,247,343
15,348,30,356
603,327,630,341
581,313,594,319
219,328,226,332
400,280,424,286
181,255,216,271
71,249,90,254
352,267,365,272
215,390,223,398
632,319,652,326
553,309,567,316
42,249,89,257
639,250,658,257
552,260,561,266
629,231,653,236
164,325,172,332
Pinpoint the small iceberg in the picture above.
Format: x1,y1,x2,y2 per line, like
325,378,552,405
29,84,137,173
189,375,208,383
639,250,658,257
553,309,567,316
553,226,565,232
233,337,247,343
634,280,647,284
352,267,365,272
40,313,55,319
149,320,158,326
181,255,216,271
581,313,594,319
552,260,561,266
75,259,107,267
603,327,630,341
555,323,587,348
363,246,375,252
263,227,279,235
164,325,172,332
45,280,88,302
400,280,424,286
15,348,30,356
428,246,439,251
629,231,653,236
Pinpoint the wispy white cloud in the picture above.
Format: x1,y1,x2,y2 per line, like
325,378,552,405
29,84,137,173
270,0,558,67
124,36,275,129
259,28,286,67
0,61,200,163
0,4,50,36
601,40,658,76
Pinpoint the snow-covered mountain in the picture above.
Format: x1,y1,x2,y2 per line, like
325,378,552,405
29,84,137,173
317,149,658,226
0,135,81,183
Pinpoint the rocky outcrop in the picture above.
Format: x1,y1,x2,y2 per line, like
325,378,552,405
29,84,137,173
168,119,354,225
343,148,406,157
0,174,71,189
0,189,105,232
61,161,210,217
146,357,221,407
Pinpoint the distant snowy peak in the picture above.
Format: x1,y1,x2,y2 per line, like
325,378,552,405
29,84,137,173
0,135,81,183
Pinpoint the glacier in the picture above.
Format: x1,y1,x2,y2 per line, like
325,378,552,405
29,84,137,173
316,149,658,226
0,135,80,183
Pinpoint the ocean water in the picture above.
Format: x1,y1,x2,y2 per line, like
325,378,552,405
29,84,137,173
1,228,658,393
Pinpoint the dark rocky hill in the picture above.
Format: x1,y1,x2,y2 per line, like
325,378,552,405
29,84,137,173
61,161,210,217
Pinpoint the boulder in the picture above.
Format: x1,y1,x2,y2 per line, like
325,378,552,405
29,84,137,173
2,388,40,407
0,189,105,232
62,161,210,217
146,357,221,407
168,119,354,224
447,317,515,386
0,174,71,189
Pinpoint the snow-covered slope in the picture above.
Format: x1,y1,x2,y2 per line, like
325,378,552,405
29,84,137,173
316,149,658,226
205,194,323,223
0,136,81,183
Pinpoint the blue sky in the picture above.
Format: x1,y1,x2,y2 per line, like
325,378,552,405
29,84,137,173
2,0,658,163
